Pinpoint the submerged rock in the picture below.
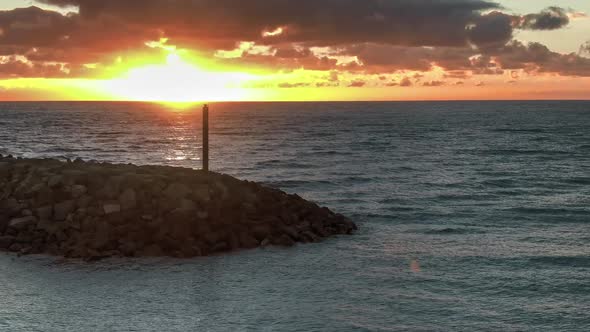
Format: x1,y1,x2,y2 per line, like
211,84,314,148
0,155,357,260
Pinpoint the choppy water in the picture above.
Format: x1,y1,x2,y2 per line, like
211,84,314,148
1,101,589,331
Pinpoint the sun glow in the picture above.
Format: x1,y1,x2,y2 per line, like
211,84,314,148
102,53,258,102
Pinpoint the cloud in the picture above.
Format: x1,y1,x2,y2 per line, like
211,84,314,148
422,80,445,87
278,82,311,88
0,1,580,80
517,7,570,30
467,11,514,50
399,77,413,87
444,70,471,79
36,0,506,49
489,40,590,76
0,56,67,78
348,80,366,87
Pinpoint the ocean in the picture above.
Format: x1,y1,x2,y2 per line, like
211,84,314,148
0,101,589,331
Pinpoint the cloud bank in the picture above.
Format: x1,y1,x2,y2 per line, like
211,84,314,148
0,0,585,85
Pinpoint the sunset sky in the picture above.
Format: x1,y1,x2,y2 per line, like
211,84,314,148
0,0,589,101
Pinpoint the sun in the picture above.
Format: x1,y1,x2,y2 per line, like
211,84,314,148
102,53,257,102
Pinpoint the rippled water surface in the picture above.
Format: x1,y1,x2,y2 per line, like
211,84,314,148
1,101,589,331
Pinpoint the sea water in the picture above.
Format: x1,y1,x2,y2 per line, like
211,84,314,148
0,101,589,331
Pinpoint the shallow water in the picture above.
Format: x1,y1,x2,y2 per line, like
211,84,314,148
1,101,589,331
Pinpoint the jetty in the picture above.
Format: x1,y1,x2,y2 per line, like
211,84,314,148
0,155,356,260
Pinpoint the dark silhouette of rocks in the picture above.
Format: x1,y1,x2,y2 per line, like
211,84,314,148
0,155,357,260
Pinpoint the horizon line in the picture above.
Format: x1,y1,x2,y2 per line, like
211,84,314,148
0,99,589,103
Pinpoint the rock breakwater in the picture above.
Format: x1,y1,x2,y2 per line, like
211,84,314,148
0,155,356,260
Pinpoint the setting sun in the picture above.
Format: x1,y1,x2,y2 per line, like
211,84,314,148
101,52,258,102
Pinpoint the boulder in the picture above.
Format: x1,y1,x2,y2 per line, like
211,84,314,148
0,235,14,249
76,195,92,209
37,218,61,234
8,243,22,252
54,200,75,221
8,216,37,230
0,198,21,217
163,183,192,200
103,203,121,215
272,234,296,247
141,244,164,257
118,188,137,210
47,174,64,188
193,186,210,202
239,233,260,249
71,185,87,198
0,215,8,233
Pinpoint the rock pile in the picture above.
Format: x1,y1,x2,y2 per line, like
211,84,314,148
0,155,356,260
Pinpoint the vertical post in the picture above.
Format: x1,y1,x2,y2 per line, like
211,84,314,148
202,104,209,172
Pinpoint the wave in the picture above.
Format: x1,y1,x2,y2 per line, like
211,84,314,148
508,207,590,216
385,206,417,212
422,227,485,235
477,149,571,156
528,255,590,268
564,177,590,185
263,179,333,188
491,128,548,133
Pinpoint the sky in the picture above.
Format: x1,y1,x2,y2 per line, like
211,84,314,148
0,0,589,101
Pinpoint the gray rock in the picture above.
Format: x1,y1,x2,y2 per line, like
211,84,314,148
22,209,33,216
71,185,87,198
272,234,296,247
9,216,37,230
179,198,197,211
61,170,87,185
54,200,75,221
196,210,209,220
213,181,229,200
239,233,259,249
8,243,22,252
48,175,64,188
0,198,21,216
0,236,15,249
76,195,92,209
142,244,164,257
163,183,192,200
118,188,137,210
37,219,60,234
193,186,210,202
103,203,121,215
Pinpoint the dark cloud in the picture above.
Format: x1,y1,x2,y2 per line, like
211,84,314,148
489,41,590,76
467,11,514,50
274,47,312,59
337,43,477,73
0,6,72,47
37,0,506,49
517,7,570,30
0,1,580,79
